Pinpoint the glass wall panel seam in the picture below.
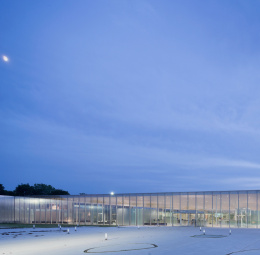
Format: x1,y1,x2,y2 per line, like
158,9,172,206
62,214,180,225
149,195,151,226
247,191,248,228
171,194,173,227
229,192,230,229
142,195,144,226
211,192,213,228
257,192,258,229
136,196,137,226
122,196,124,226
116,196,117,226
238,193,239,228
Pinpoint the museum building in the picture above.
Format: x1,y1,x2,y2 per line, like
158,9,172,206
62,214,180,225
1,190,260,228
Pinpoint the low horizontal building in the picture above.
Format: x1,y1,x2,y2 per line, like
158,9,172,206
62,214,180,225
1,190,260,228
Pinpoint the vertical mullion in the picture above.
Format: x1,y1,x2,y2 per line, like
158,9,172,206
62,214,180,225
238,193,240,228
122,196,124,226
72,197,74,225
257,192,258,229
157,195,159,226
142,195,144,226
195,193,197,227
187,193,190,226
44,199,47,224
136,196,137,226
102,197,104,225
220,193,222,228
229,192,230,229
211,192,213,227
203,193,205,227
67,197,69,225
50,199,52,224
78,197,80,225
171,194,173,227
116,196,117,226
109,195,111,226
84,196,86,225
180,194,182,226
247,191,248,228
129,195,131,226
28,198,31,224
24,198,26,224
164,194,166,225
149,195,151,226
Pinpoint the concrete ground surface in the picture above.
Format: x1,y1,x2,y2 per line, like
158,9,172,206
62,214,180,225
1,226,260,255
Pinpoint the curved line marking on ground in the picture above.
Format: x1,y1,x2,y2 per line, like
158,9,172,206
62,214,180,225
227,248,260,255
84,243,158,253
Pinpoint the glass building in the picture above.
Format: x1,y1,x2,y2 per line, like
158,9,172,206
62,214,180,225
1,190,260,228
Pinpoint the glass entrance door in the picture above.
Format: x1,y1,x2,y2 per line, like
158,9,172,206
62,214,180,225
180,213,196,226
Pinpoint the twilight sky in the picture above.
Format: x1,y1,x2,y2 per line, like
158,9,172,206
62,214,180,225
1,0,260,195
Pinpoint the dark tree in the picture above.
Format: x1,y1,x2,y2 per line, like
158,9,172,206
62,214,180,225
50,189,69,195
4,190,15,196
14,184,34,196
0,184,14,195
0,184,5,195
33,184,55,195
12,183,70,196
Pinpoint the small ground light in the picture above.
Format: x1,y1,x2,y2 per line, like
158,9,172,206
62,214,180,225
203,229,205,235
2,55,9,62
67,229,70,234
200,227,201,231
229,229,231,235
60,225,61,231
75,226,77,231
110,192,114,195
105,233,108,240
33,225,35,229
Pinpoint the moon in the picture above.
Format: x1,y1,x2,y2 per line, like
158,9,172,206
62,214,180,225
2,55,9,62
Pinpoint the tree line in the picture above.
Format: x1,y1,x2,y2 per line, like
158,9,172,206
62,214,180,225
0,183,70,196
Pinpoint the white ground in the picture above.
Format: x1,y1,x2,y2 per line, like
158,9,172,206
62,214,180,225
1,226,260,255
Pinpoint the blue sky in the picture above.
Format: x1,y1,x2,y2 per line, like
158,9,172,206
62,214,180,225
1,0,260,195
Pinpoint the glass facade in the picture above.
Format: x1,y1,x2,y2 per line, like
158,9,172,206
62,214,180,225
1,191,260,228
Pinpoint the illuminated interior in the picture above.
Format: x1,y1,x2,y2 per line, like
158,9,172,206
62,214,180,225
0,191,259,228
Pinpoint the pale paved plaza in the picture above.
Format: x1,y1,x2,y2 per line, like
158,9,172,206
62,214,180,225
1,226,260,255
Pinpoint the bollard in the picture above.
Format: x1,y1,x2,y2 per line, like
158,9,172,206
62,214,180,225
75,226,77,231
60,225,62,231
105,233,108,240
67,229,70,234
203,229,205,235
200,227,201,231
138,226,140,229
229,229,231,235
33,224,35,229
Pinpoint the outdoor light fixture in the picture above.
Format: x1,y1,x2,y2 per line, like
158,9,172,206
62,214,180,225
110,192,114,195
2,55,9,62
